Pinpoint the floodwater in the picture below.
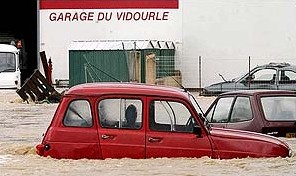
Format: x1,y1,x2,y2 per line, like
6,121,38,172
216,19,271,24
0,89,296,176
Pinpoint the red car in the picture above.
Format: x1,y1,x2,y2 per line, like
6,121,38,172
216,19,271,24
205,90,296,137
36,83,292,159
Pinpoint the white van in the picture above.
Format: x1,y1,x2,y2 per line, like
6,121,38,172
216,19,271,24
0,44,21,89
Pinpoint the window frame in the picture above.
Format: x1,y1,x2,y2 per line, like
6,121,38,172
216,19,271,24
97,97,143,130
149,98,197,133
62,99,93,128
229,96,253,123
210,96,235,123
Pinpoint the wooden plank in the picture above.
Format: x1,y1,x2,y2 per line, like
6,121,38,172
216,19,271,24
40,51,49,82
35,69,54,92
16,69,61,103
16,87,28,101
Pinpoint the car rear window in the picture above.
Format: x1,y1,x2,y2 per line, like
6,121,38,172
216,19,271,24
261,96,296,121
63,100,93,127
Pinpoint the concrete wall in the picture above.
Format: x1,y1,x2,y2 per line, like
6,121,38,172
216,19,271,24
182,0,296,87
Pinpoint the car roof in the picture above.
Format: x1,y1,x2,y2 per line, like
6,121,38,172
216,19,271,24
219,89,296,96
0,44,18,53
256,62,296,70
64,82,189,98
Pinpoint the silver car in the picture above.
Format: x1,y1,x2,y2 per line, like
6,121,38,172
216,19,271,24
201,62,296,96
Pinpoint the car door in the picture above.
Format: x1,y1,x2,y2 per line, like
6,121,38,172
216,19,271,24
225,96,255,131
45,98,101,159
146,97,212,158
97,96,145,159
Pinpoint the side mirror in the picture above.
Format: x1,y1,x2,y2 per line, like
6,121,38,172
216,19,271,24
193,125,202,138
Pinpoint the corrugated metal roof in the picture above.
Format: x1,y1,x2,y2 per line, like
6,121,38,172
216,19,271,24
167,41,175,49
68,40,175,51
158,41,169,49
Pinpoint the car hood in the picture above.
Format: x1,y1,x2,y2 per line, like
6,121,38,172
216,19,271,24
208,127,291,159
210,127,287,145
205,81,236,88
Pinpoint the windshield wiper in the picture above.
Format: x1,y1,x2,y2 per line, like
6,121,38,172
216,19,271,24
219,74,227,82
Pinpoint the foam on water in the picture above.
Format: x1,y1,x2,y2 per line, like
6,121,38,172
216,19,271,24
0,155,12,165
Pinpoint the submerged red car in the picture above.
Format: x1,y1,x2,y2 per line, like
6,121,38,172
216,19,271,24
36,83,292,159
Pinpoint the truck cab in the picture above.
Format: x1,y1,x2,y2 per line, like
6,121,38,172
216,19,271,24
0,43,21,89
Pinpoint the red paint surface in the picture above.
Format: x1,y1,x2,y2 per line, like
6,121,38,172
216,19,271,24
40,0,179,9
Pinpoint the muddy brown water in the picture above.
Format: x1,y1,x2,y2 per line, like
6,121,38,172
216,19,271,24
0,89,295,176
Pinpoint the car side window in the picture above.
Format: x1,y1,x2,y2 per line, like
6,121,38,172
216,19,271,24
230,97,252,122
250,68,276,83
279,70,296,84
261,96,296,121
149,100,195,132
98,98,142,129
63,100,93,127
208,97,234,123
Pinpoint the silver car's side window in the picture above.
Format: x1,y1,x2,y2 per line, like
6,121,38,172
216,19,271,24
211,97,234,123
230,97,252,122
279,70,296,84
252,68,276,81
283,70,296,79
63,100,93,127
98,98,142,129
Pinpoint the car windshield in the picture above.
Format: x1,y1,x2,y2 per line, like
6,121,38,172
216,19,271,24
0,52,16,72
188,92,211,130
261,96,296,121
188,92,204,115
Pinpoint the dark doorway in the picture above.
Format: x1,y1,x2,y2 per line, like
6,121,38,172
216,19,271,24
0,0,38,85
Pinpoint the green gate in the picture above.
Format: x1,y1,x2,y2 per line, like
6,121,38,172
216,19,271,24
68,40,175,87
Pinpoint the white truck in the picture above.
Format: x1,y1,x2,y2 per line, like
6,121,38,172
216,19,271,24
0,43,21,89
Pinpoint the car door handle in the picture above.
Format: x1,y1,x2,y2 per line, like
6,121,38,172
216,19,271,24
101,134,115,140
148,137,162,143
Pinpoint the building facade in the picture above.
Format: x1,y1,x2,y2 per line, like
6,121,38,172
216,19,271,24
39,0,296,88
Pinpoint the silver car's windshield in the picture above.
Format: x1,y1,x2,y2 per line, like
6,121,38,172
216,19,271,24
261,96,296,121
0,52,16,72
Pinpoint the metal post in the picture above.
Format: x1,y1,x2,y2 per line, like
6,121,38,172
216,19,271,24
199,56,202,90
48,58,52,85
248,56,251,89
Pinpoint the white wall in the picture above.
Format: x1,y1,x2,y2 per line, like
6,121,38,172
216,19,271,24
40,8,182,82
40,0,296,88
182,0,296,87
